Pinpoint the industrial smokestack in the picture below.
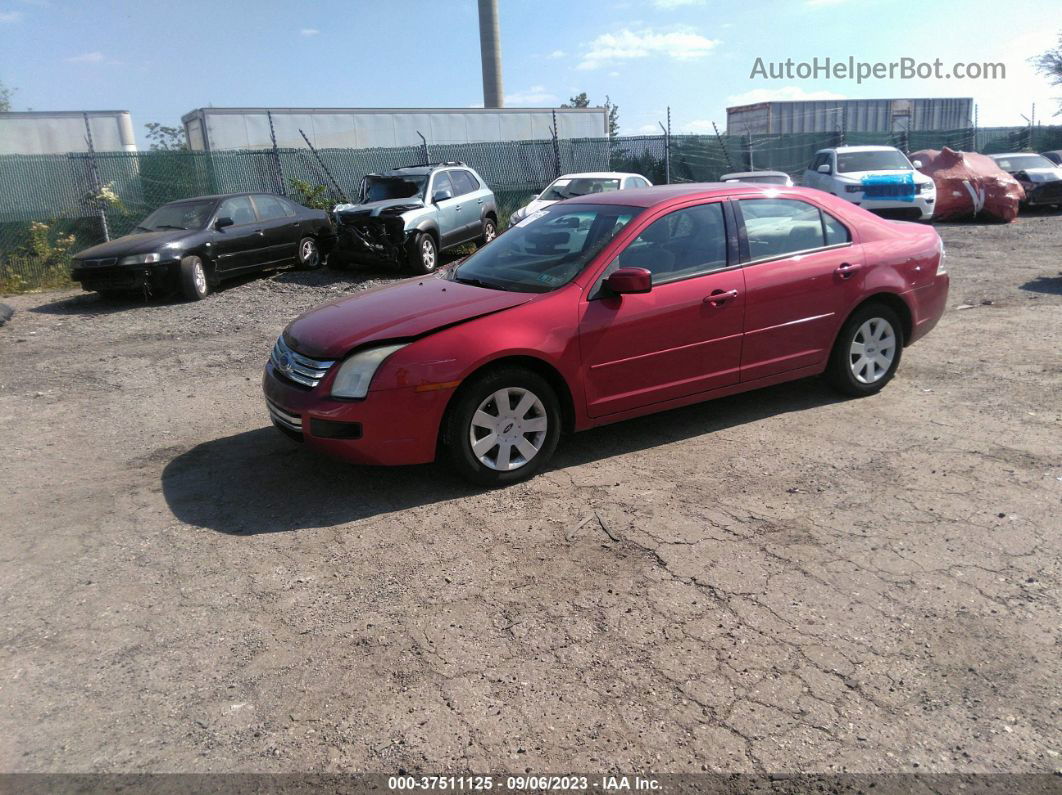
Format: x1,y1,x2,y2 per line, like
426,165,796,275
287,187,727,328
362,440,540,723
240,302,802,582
478,0,504,108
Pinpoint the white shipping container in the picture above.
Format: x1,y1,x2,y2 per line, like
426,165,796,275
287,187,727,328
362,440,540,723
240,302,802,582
181,107,609,151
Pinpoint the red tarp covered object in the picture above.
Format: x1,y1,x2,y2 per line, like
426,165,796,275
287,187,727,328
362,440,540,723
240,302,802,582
911,147,1025,222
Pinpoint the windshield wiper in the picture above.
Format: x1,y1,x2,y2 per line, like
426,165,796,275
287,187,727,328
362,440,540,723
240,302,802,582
133,225,153,232
453,275,508,291
154,224,188,230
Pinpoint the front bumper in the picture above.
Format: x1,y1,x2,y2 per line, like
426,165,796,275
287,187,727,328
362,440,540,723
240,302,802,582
71,260,179,293
261,363,452,466
840,193,935,220
1022,180,1062,206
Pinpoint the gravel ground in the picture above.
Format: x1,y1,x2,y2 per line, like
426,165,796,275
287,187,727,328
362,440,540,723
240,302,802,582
0,214,1060,775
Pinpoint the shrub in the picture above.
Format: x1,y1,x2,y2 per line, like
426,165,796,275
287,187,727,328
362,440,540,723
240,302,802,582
0,221,77,294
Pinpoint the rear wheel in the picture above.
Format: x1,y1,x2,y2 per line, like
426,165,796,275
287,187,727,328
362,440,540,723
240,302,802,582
297,236,322,270
444,368,562,486
478,217,497,247
825,302,903,396
178,255,210,301
408,232,438,274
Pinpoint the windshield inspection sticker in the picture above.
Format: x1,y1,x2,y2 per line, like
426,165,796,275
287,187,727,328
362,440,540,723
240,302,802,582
514,209,549,228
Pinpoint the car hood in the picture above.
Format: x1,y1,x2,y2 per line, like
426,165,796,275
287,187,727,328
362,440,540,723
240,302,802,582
1015,167,1062,181
74,229,191,259
284,277,533,359
334,197,426,217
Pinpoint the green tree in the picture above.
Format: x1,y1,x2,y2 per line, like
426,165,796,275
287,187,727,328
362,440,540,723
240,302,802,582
562,92,620,136
1031,33,1062,114
144,122,188,151
0,79,15,112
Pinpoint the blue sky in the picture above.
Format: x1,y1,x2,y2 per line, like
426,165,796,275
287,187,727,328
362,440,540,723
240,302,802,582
0,0,1058,147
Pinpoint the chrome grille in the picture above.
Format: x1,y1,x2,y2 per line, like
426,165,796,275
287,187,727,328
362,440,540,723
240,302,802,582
266,399,302,433
270,335,335,389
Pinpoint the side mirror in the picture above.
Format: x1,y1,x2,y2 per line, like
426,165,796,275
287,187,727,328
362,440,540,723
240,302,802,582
912,159,923,168
432,189,453,203
817,164,831,174
214,216,234,230
605,267,652,295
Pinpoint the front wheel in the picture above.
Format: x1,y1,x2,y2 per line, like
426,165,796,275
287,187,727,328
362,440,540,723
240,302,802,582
825,302,903,396
297,236,322,270
408,232,438,274
444,368,562,486
178,255,211,301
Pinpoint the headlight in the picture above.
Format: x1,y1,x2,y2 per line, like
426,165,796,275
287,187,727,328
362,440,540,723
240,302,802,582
119,253,161,265
330,343,408,399
936,237,947,276
509,206,528,224
918,181,935,194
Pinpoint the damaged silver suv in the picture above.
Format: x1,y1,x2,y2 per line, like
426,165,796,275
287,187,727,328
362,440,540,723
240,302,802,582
333,162,498,274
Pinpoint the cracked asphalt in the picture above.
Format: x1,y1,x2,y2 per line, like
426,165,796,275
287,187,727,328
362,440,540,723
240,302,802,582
0,214,1060,775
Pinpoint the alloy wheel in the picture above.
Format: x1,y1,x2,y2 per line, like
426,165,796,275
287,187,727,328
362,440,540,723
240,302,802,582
469,387,549,471
300,239,319,268
421,239,436,270
192,259,207,295
849,317,896,384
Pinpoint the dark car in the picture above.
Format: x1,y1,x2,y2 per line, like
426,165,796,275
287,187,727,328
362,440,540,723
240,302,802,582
71,193,336,300
988,153,1062,208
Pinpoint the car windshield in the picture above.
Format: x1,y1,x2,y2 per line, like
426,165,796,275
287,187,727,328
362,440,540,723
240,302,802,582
137,200,215,231
364,175,427,202
451,203,642,293
993,154,1055,171
836,150,913,173
540,177,621,201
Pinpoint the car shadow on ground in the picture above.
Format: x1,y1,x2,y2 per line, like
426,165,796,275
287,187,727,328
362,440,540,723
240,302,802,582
1020,274,1062,295
162,377,845,535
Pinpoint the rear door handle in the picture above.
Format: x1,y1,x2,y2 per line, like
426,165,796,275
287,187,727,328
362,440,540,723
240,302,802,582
704,289,739,306
835,262,861,278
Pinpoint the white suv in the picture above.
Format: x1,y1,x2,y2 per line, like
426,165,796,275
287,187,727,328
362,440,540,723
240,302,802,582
803,145,936,221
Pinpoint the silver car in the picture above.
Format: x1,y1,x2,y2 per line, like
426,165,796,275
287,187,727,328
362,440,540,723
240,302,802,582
334,162,498,273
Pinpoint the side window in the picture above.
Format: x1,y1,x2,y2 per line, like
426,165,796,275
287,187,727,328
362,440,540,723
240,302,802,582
615,203,727,283
451,170,479,195
432,171,454,199
278,197,299,216
627,177,649,189
217,196,257,226
739,198,827,260
822,210,850,245
253,195,288,221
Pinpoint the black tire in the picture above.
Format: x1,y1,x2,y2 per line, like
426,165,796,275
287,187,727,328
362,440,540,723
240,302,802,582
408,231,438,274
297,236,322,270
178,254,211,301
477,217,498,247
443,367,562,487
825,302,904,397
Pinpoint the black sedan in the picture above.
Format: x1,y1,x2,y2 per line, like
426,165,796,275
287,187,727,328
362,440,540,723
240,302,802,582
71,193,336,300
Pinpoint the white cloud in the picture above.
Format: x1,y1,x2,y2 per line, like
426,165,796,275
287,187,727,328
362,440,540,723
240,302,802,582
578,27,720,70
0,10,23,21
504,85,559,106
653,0,706,7
300,28,319,37
65,51,106,64
726,85,847,106
637,123,660,134
546,49,566,59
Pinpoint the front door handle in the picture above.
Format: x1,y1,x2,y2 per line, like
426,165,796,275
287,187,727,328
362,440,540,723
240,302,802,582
704,289,739,306
255,229,265,236
835,262,861,279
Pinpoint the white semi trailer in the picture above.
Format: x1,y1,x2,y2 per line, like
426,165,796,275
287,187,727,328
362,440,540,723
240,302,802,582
181,106,609,151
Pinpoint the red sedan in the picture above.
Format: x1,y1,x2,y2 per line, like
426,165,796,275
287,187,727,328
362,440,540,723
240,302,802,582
264,184,948,485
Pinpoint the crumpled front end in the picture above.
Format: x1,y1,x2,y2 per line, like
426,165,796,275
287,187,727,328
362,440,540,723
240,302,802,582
334,211,409,266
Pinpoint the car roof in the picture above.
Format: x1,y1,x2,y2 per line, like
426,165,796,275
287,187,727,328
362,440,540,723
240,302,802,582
551,172,644,180
564,182,816,208
720,171,789,178
816,145,903,154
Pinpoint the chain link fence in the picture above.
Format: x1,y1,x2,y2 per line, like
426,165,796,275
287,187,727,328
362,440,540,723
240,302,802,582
3,125,1061,292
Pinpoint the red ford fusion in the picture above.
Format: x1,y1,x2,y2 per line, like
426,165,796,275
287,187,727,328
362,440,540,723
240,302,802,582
263,183,948,485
